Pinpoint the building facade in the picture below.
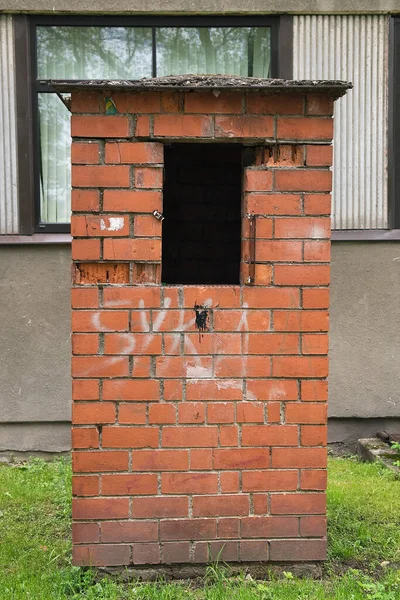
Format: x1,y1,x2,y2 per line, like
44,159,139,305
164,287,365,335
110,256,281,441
0,1,400,454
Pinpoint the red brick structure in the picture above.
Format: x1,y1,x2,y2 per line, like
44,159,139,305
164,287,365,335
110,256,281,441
66,76,348,568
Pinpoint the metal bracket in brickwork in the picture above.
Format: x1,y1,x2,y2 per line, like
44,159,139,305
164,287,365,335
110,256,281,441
247,214,257,284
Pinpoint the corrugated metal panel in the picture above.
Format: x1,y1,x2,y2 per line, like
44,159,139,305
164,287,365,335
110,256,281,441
293,15,388,230
0,15,19,234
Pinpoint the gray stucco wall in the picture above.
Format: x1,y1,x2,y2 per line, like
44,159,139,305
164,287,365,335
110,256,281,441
0,1,399,14
0,242,399,452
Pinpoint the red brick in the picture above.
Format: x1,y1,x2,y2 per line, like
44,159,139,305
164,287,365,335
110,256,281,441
219,425,239,447
101,474,157,495
113,92,161,113
162,426,218,447
183,286,241,308
220,471,240,493
186,379,242,401
274,310,329,332
149,404,176,424
103,190,162,213
161,472,218,494
247,94,304,115
73,544,131,567
253,240,303,262
269,539,326,561
119,404,147,424
286,403,327,424
242,470,298,492
154,115,213,137
242,425,298,447
132,496,188,518
240,540,269,561
105,142,163,164
72,333,99,355
178,403,205,424
103,238,161,261
246,379,298,401
302,334,329,354
218,518,240,538
207,403,235,424
156,356,212,378
300,515,327,537
132,450,189,471
277,117,333,140
272,356,328,378
71,91,101,113
164,379,183,401
214,448,270,470
193,541,238,562
245,193,302,215
215,116,273,138
135,115,151,136
73,498,129,520
247,333,299,355
301,380,328,402
185,91,243,113
274,265,330,286
215,356,271,378
73,451,129,472
190,449,213,470
244,170,273,192
184,334,241,356
161,91,182,112
243,287,300,309
72,475,100,496
72,214,129,237
134,214,162,237
72,403,115,425
72,311,129,333
71,239,101,261
275,170,332,192
160,519,216,540
275,217,331,239
132,356,151,377
163,542,190,563
102,521,158,543
71,115,129,138
72,165,130,188
103,379,160,402
71,189,100,213
306,145,333,166
213,309,270,332
72,522,100,544
103,287,161,308
72,380,99,401
300,469,327,490
241,516,299,537
306,94,334,115
152,310,194,332
301,425,327,446
104,333,162,355
102,426,158,448
134,167,163,189
304,193,331,215
72,356,129,378
305,240,331,262
303,288,330,309
267,402,281,423
271,447,327,468
193,495,249,517
271,493,326,515
236,402,264,423
71,142,100,164
253,494,268,515
243,216,273,238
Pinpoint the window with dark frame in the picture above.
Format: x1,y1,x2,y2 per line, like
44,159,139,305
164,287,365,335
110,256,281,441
14,15,290,234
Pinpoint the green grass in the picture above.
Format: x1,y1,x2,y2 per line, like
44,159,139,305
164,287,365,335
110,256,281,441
0,456,399,599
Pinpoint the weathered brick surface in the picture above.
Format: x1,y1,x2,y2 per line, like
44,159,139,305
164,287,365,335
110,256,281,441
71,87,335,567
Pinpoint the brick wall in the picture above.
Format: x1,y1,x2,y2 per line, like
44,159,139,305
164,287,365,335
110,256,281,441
70,85,335,567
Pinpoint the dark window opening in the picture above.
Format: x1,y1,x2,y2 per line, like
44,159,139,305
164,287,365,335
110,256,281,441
162,144,242,285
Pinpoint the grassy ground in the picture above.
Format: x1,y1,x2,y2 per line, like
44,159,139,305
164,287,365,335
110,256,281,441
0,456,399,599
